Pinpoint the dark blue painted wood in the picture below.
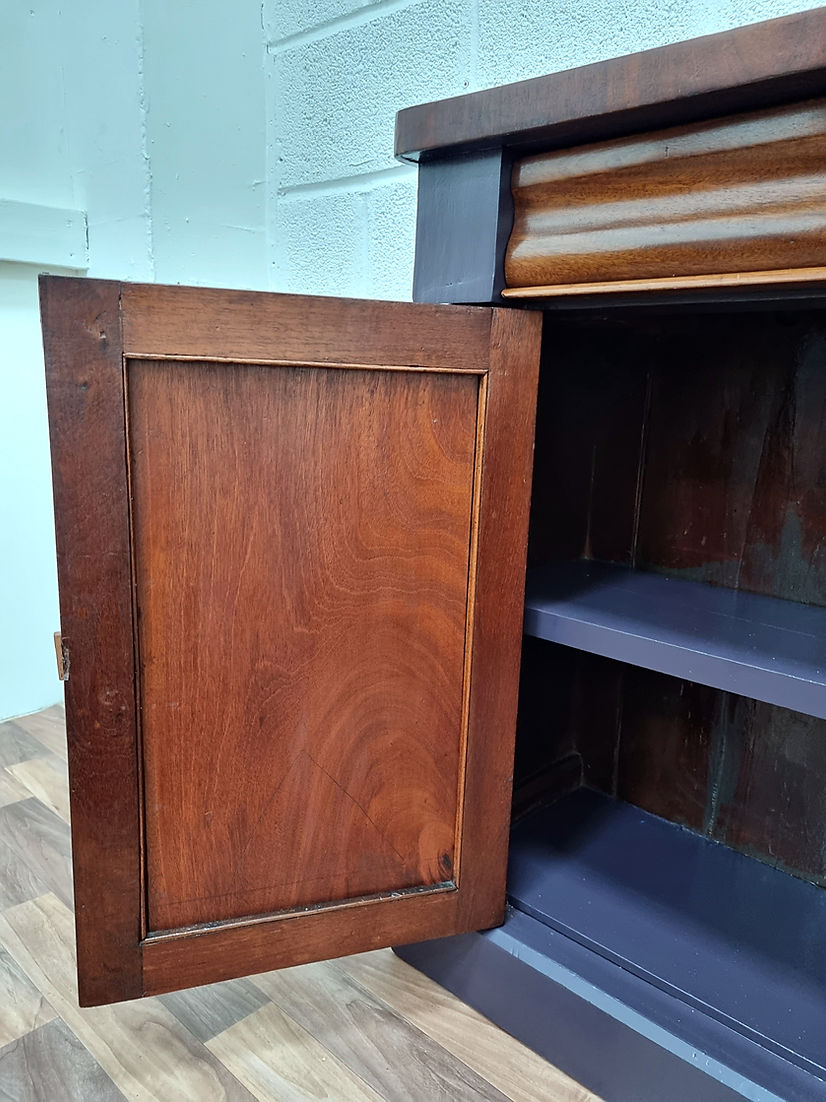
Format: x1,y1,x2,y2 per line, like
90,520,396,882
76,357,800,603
412,150,512,305
524,560,826,719
508,788,826,1079
396,908,816,1101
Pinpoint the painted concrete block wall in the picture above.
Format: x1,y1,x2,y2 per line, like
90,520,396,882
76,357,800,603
0,0,150,722
140,0,268,289
1,0,822,719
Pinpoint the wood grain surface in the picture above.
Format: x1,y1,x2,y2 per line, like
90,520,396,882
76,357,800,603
0,1017,126,1102
40,276,143,1006
0,945,56,1047
0,767,30,812
252,962,513,1101
0,800,73,912
613,668,826,887
41,277,541,1003
529,312,826,604
507,98,826,289
14,705,68,762
205,1000,384,1102
8,754,72,824
121,282,491,371
501,267,826,299
0,708,596,1101
0,723,48,771
128,360,477,930
453,308,541,926
159,977,269,1045
395,7,826,160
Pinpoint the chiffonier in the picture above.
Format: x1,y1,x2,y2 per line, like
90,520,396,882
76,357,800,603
43,8,826,1101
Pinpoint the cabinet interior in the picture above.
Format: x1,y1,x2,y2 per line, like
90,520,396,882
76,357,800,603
503,303,826,1074
513,305,826,885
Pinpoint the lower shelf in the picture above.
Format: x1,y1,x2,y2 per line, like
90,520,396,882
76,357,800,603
397,789,826,1101
509,788,826,1078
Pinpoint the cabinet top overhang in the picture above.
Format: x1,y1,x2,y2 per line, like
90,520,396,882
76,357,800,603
394,6,826,163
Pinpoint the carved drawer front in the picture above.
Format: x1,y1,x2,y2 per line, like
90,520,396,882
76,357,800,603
505,98,826,298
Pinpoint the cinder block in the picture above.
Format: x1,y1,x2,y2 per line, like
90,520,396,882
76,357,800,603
270,170,418,301
476,0,709,89
272,190,372,297
142,0,268,288
365,175,417,301
273,0,471,189
265,0,375,42
691,0,825,33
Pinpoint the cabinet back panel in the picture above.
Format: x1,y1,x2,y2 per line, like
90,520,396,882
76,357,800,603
612,663,826,886
637,315,826,604
531,312,826,605
518,645,826,886
127,359,478,932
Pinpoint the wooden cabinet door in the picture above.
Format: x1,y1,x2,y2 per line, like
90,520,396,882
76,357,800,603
41,277,541,1006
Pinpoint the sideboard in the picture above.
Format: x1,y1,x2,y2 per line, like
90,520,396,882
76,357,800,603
43,8,826,1101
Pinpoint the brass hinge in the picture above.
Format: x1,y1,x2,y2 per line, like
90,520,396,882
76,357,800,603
54,632,69,681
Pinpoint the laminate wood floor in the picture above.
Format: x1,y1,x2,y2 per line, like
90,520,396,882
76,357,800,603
0,706,599,1101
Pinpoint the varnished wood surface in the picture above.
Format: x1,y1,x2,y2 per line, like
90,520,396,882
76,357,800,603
121,282,491,371
0,707,597,1101
506,98,826,290
40,277,143,1006
502,267,826,299
41,276,541,1003
453,308,541,923
395,8,826,160
133,314,538,994
129,360,476,930
611,669,826,887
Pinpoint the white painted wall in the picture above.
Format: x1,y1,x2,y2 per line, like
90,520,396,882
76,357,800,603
0,0,821,718
0,0,150,721
0,0,265,719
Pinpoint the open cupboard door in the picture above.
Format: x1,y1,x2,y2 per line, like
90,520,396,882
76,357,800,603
41,277,541,1006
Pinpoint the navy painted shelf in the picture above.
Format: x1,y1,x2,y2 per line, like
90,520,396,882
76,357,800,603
508,788,826,1080
523,560,826,719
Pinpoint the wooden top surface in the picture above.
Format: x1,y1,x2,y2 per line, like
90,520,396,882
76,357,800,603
395,7,826,161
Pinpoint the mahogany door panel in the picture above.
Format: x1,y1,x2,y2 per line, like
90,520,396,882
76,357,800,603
41,278,542,1005
129,359,475,930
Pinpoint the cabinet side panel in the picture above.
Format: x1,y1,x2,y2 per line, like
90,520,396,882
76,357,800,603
40,277,143,1005
127,360,478,931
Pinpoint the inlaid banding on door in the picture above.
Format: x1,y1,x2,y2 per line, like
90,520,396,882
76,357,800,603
143,880,457,943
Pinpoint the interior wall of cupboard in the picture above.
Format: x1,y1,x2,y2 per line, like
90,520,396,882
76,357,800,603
516,308,826,886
